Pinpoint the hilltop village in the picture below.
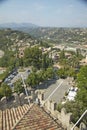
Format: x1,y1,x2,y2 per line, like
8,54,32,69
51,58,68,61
0,28,87,130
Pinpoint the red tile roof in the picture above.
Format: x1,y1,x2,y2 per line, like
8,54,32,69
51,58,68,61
0,104,64,130
13,104,64,130
0,104,31,130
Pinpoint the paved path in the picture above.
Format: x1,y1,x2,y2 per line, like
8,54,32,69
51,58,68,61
43,78,72,103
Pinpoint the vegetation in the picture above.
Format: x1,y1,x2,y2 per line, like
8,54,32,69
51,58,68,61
0,50,16,68
24,27,87,45
0,68,11,82
24,46,52,69
0,28,87,126
76,66,87,107
0,29,33,51
26,67,55,88
24,46,42,69
57,66,87,125
14,79,25,94
0,83,12,99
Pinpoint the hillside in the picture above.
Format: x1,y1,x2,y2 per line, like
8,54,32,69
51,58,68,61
1,24,87,46
0,28,38,51
19,27,87,45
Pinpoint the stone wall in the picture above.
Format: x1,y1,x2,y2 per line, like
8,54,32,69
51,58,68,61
38,92,87,130
0,93,28,110
0,89,38,110
44,100,72,129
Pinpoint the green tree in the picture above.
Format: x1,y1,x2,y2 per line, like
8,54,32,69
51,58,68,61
14,79,25,94
57,68,67,78
42,53,52,70
76,66,87,107
76,89,87,107
24,46,42,69
68,68,76,78
26,73,39,88
0,83,12,98
58,101,86,124
59,49,65,59
77,65,87,89
0,50,15,68
45,67,54,79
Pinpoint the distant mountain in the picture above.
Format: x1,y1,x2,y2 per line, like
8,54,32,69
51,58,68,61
0,23,39,29
0,23,87,46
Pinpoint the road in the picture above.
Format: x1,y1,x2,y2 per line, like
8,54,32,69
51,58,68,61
38,78,73,104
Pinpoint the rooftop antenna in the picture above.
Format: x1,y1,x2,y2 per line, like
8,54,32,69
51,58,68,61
21,74,30,105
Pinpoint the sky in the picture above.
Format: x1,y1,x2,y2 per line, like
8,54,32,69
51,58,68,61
0,0,87,27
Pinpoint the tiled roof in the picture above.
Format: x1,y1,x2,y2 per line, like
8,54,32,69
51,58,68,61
13,104,64,130
0,104,64,130
0,104,31,130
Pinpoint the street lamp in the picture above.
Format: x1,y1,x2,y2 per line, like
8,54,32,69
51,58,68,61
21,74,30,105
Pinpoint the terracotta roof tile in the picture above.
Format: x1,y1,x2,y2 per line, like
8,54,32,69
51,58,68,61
0,104,64,130
13,104,64,130
0,104,31,130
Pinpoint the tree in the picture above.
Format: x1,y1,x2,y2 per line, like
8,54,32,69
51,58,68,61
24,46,42,69
57,68,67,78
0,50,15,68
42,53,52,70
14,79,25,94
26,67,55,88
26,73,39,88
45,67,54,79
0,83,12,99
59,49,65,59
77,65,87,89
58,101,86,124
68,68,76,78
76,89,87,107
76,66,87,107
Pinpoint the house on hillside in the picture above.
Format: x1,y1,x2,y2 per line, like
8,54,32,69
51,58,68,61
18,46,29,58
0,50,4,58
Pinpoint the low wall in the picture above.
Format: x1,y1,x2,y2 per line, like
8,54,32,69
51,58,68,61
38,91,87,130
0,93,28,110
44,100,72,129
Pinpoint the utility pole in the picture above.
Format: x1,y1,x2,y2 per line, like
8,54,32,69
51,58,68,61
21,74,30,105
71,110,87,130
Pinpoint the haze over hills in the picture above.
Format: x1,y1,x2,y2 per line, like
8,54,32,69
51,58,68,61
0,23,87,46
0,28,39,51
0,23,39,29
15,26,87,45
